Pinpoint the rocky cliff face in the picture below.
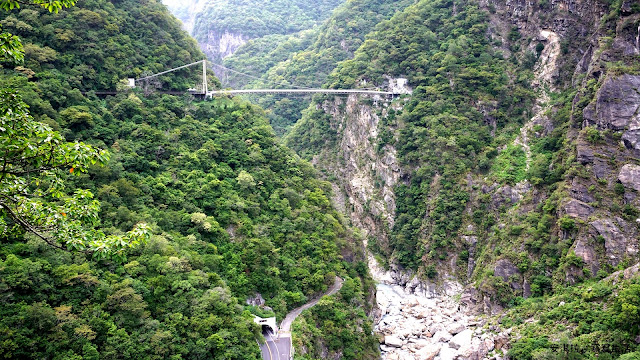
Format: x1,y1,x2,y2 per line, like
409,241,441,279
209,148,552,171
162,0,248,69
312,92,402,254
199,30,249,77
310,80,517,359
319,0,639,293
571,73,640,275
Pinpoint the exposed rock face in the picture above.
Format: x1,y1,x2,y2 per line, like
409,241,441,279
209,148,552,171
570,178,595,203
494,259,522,291
314,93,402,258
246,293,265,306
606,262,640,283
583,75,640,152
491,182,532,208
563,199,595,219
200,30,249,76
619,164,640,191
583,75,640,131
577,140,595,164
574,239,599,274
591,218,638,265
533,30,561,89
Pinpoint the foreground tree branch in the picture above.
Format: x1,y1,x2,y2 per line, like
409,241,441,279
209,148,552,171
0,90,150,260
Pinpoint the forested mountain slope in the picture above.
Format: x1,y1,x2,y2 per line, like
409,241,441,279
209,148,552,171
285,0,640,356
0,1,378,359
186,0,345,66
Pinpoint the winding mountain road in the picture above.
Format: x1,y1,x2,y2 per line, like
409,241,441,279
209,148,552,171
259,277,343,360
280,277,344,333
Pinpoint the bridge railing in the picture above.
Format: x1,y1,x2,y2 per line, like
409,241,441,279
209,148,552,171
207,88,408,96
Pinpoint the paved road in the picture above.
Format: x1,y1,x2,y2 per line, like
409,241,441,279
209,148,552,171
259,277,344,360
280,277,344,333
259,331,291,360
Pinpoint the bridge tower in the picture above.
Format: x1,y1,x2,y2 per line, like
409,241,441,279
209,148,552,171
202,59,208,95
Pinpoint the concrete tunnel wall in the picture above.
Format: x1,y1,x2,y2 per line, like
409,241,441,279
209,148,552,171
253,316,278,335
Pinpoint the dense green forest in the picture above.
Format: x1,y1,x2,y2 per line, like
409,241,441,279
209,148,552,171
0,0,378,358
503,274,640,359
2,0,640,358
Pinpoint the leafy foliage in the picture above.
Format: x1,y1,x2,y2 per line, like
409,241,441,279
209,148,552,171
0,0,377,358
0,90,150,259
0,0,76,13
504,278,640,359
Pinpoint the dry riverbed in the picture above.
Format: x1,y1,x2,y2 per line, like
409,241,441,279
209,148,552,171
373,271,511,360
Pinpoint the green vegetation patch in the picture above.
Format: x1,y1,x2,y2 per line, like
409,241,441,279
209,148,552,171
503,277,640,360
492,144,527,185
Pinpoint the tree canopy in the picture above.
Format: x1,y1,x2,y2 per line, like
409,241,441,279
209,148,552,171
0,0,378,358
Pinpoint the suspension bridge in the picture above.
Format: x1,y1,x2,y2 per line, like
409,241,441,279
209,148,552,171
128,60,410,97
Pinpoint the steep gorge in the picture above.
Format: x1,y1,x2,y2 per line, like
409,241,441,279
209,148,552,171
164,0,345,76
285,0,640,357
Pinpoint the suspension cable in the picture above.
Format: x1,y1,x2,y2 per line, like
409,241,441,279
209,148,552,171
209,62,313,90
136,60,205,82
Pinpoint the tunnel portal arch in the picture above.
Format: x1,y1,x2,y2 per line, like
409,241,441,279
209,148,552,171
253,316,278,335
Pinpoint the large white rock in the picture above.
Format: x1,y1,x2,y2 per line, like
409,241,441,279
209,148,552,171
450,329,473,350
385,353,400,360
458,338,490,360
439,345,459,360
415,344,441,360
409,338,430,350
619,164,640,191
432,330,453,343
484,338,495,352
447,321,466,335
429,323,444,334
384,336,404,348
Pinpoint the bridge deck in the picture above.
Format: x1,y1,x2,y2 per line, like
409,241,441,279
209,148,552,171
208,89,403,96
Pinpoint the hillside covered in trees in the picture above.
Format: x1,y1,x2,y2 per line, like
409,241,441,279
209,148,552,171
0,0,378,359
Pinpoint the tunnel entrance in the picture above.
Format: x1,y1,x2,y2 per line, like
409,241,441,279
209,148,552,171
253,316,278,336
261,324,275,335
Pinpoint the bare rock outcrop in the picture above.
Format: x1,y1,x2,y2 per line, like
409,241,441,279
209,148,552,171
583,75,640,152
591,218,638,265
574,239,599,275
494,259,522,290
619,164,640,191
583,75,640,131
563,199,595,219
